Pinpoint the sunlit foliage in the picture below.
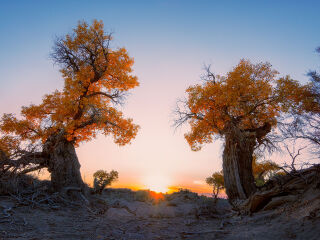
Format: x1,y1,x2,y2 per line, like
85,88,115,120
176,59,309,151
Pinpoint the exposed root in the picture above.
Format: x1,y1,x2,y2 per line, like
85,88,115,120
239,164,320,214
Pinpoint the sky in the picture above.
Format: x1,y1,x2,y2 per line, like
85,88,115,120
0,0,320,193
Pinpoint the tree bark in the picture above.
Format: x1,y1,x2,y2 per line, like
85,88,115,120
43,132,85,192
222,125,257,203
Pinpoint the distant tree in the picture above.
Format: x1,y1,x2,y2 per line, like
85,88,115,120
206,170,224,200
0,20,139,192
93,170,118,194
175,59,309,203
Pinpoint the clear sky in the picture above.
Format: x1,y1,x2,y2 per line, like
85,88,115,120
0,0,320,193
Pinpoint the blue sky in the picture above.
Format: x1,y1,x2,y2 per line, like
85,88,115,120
0,0,319,192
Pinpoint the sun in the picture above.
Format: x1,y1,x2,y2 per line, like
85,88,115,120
143,175,170,193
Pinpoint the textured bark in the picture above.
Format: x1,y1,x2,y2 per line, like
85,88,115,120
43,132,85,192
222,126,257,203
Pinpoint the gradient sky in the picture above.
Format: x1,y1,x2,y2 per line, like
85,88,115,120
0,0,320,193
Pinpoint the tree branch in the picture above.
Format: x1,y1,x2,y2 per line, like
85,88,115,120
86,91,121,102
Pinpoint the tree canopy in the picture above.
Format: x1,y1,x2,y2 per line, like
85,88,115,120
175,59,310,151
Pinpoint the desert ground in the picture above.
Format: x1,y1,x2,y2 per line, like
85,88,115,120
1,174,319,240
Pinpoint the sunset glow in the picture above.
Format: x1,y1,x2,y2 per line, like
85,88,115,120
143,175,171,193
0,1,319,196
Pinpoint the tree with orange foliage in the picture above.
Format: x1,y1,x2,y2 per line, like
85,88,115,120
0,20,139,191
175,60,309,203
206,170,224,200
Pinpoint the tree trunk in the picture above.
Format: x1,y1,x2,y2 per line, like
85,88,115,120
222,125,257,203
43,132,85,192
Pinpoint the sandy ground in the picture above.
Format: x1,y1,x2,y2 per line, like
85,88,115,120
0,188,319,240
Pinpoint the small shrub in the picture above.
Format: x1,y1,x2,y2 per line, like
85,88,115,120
93,170,118,194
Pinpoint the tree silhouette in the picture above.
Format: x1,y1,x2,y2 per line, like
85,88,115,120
0,20,139,191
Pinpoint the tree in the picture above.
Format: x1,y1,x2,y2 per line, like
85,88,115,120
175,59,307,203
93,170,118,194
0,20,139,192
206,170,224,200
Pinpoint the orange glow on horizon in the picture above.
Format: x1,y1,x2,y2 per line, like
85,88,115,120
142,174,171,193
35,170,216,195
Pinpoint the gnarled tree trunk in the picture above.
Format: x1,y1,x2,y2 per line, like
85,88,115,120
222,125,257,203
43,132,85,192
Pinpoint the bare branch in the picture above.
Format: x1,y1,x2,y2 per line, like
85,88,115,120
201,64,216,83
86,90,124,104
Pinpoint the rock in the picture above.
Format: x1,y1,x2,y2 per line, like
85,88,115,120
106,207,134,219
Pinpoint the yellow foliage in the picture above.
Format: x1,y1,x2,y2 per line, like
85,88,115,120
183,59,308,151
